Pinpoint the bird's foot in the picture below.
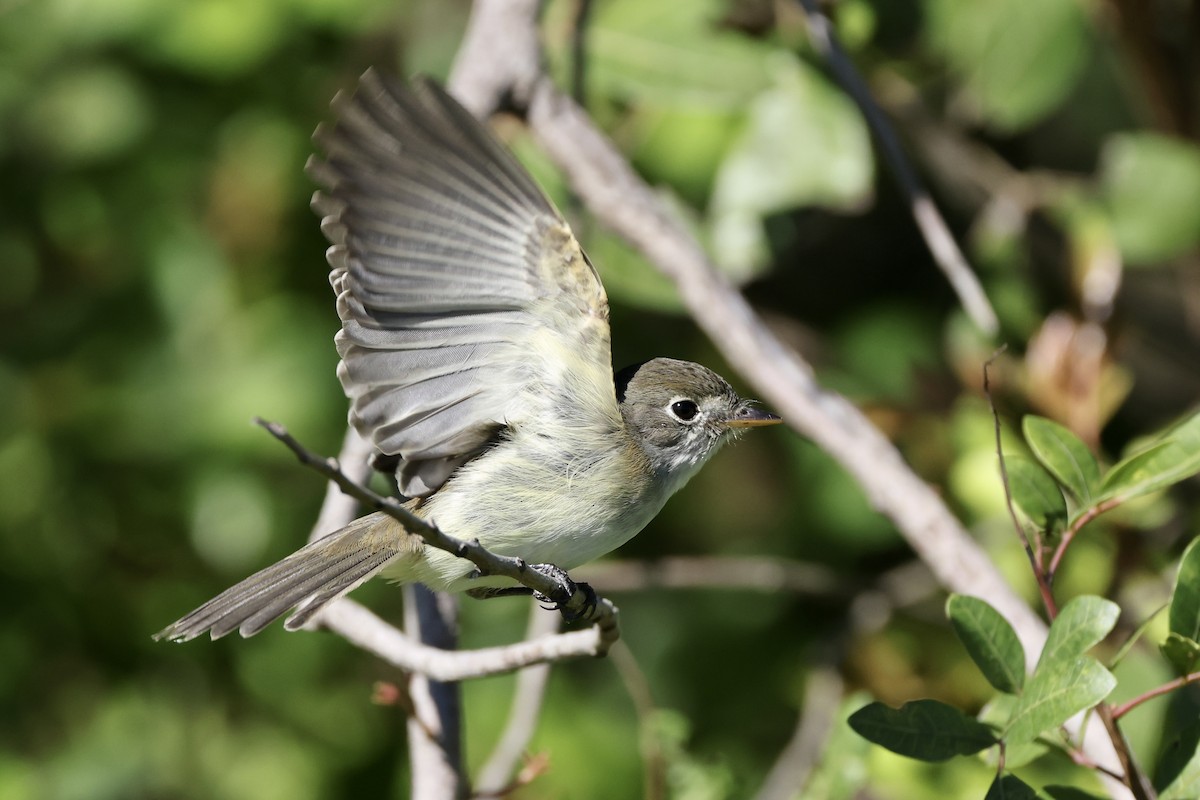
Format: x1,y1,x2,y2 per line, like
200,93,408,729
528,563,599,623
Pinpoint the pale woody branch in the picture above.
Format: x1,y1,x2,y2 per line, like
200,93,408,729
449,0,1132,796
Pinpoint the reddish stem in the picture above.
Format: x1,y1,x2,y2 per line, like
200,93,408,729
1047,497,1123,580
983,353,1060,619
1111,671,1200,721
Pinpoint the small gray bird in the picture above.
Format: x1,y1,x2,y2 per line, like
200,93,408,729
156,70,780,642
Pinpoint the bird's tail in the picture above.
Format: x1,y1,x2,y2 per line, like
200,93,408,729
155,512,416,642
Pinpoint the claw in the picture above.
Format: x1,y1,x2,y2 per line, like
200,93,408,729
528,563,598,623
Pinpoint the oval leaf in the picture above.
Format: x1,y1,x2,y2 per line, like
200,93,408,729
986,774,1039,800
847,699,996,762
1023,415,1100,504
1005,454,1068,534
1006,656,1116,746
1161,633,1200,678
1039,595,1120,670
1170,537,1200,642
978,694,1046,768
1045,787,1107,800
1099,410,1200,504
947,595,1026,694
1161,734,1200,800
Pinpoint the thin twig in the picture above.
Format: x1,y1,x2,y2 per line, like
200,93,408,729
475,605,562,793
983,350,1059,619
1095,706,1154,800
1111,671,1200,721
573,555,849,597
569,0,593,106
1047,498,1124,580
609,641,668,800
753,665,845,800
793,0,998,336
257,417,619,636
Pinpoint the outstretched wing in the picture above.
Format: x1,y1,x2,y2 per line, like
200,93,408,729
308,70,617,497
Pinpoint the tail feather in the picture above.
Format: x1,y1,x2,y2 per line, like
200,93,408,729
155,512,410,642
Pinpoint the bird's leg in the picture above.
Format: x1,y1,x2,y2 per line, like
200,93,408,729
465,586,533,600
463,565,598,623
527,563,599,623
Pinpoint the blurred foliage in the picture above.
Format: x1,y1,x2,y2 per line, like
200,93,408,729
2,0,1199,799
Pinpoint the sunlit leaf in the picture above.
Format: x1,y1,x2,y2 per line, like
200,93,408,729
1045,786,1107,800
1006,657,1115,746
1161,633,1200,677
1022,415,1100,505
1170,538,1200,643
978,694,1046,768
1039,596,1120,668
1100,133,1200,265
985,774,1039,800
587,0,774,103
848,699,996,761
1161,734,1200,800
925,0,1089,131
947,594,1026,694
1004,454,1068,535
709,56,872,279
1099,439,1200,505
1158,720,1200,800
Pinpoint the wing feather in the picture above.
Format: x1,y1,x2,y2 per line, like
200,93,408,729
309,69,617,496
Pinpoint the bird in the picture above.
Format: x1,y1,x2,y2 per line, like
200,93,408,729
155,69,781,642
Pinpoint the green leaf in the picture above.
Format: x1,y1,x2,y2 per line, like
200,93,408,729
1161,633,1200,677
978,694,1046,768
1100,133,1200,265
985,774,1039,800
925,0,1089,132
1170,537,1200,642
947,595,1026,694
1006,656,1116,746
1022,415,1100,505
1158,720,1200,799
1099,410,1200,504
1161,733,1200,800
1005,454,1068,535
708,56,872,279
586,0,774,103
847,699,996,762
1045,787,1107,800
1039,596,1120,668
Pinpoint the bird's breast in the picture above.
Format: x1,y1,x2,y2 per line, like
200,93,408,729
409,426,667,590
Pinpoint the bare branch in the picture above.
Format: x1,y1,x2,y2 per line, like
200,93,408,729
319,596,613,682
258,417,618,632
793,0,998,336
475,605,562,794
753,666,845,800
573,556,848,597
285,423,618,681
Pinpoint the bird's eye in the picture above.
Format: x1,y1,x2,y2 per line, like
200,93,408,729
670,399,699,422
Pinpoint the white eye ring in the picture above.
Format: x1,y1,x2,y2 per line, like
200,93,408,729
668,397,699,423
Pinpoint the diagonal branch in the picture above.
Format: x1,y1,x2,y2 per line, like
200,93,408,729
793,0,998,336
448,1,1132,796
271,420,619,681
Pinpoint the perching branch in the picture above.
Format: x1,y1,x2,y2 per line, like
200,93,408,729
259,417,617,632
266,419,621,681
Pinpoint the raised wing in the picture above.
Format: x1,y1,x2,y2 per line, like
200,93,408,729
307,70,617,496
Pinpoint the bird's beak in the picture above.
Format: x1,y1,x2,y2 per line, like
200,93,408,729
725,406,783,428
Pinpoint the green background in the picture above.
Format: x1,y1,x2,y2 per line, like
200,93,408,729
2,0,1198,797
